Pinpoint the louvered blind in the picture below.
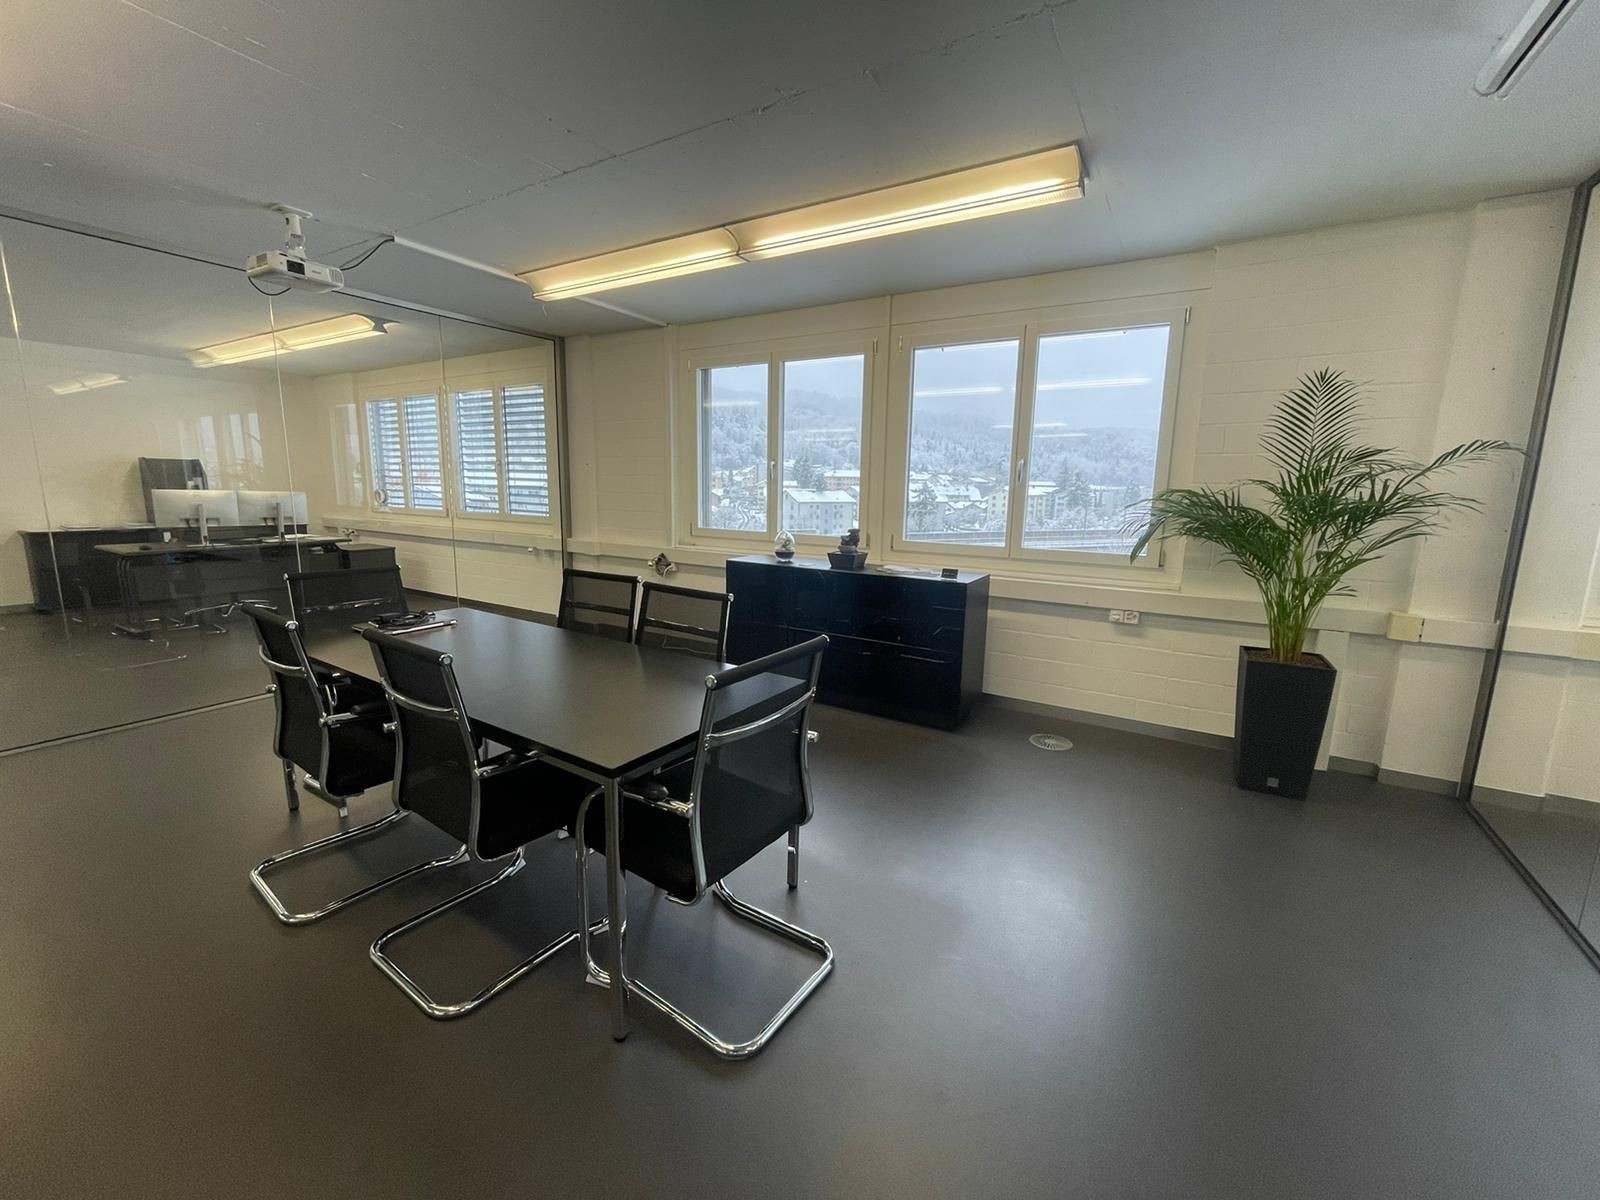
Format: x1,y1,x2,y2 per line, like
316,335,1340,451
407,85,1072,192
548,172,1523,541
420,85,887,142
453,388,500,514
502,383,549,517
402,394,444,511
367,398,404,508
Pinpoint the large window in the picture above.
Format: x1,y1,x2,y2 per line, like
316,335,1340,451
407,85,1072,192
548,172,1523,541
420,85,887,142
895,313,1182,566
452,381,550,519
690,345,869,541
367,393,443,512
781,355,865,537
1021,325,1170,554
362,380,551,520
698,363,768,532
905,339,1019,547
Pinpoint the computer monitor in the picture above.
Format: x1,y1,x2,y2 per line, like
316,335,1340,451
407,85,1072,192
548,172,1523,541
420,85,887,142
236,490,309,528
150,488,240,530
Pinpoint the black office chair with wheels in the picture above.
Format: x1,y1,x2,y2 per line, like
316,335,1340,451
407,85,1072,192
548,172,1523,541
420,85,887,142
573,635,833,1059
363,628,599,1019
242,604,466,926
286,566,410,633
557,568,640,642
634,582,733,660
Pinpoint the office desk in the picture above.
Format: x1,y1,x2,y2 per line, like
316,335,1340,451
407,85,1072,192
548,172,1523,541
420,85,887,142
303,607,727,1040
96,536,352,636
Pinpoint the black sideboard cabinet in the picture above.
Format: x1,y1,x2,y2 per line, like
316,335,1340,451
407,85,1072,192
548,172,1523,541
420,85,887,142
726,555,989,730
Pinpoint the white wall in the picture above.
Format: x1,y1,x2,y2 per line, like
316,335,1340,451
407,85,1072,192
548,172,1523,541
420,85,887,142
563,191,1576,787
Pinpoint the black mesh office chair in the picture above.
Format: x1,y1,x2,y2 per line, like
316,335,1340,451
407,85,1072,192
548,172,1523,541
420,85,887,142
634,582,733,660
557,568,640,642
242,604,465,926
286,566,410,633
573,635,833,1058
363,628,599,1019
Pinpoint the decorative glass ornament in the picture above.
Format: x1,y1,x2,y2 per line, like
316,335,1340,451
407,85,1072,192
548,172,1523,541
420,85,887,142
773,529,796,560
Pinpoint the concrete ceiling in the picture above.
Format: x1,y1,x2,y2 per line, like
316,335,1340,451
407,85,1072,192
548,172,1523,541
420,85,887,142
0,215,535,376
1,0,1597,337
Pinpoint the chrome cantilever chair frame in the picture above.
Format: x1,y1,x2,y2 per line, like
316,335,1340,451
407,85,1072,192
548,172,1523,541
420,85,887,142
573,637,834,1059
365,645,599,1020
245,608,465,926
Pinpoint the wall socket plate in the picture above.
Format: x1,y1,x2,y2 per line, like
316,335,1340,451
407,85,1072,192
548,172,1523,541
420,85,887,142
1108,609,1142,624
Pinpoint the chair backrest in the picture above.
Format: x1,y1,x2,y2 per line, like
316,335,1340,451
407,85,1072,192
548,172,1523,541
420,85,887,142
634,582,732,660
363,629,481,851
558,568,639,642
242,602,327,773
684,635,828,897
287,566,409,633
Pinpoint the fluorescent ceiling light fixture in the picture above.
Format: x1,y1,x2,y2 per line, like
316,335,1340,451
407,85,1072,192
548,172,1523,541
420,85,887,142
523,229,742,302
1476,0,1584,96
48,372,129,395
731,145,1083,260
520,145,1083,300
187,314,389,367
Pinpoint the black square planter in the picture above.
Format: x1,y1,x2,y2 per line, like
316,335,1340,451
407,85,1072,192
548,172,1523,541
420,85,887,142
1233,646,1337,800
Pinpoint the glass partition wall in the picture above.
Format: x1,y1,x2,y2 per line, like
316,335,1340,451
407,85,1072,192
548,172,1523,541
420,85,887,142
1467,174,1600,958
0,216,558,753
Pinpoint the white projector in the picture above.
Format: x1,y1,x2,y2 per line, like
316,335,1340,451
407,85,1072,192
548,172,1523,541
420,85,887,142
245,249,345,292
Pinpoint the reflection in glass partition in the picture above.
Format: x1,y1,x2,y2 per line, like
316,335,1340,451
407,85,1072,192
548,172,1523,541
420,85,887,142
0,215,296,750
438,316,562,617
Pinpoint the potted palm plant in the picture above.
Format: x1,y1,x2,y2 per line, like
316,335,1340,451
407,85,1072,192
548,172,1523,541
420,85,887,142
1127,368,1514,799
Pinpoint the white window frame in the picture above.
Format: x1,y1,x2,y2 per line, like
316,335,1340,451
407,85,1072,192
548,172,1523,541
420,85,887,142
885,305,1188,580
446,366,557,529
353,367,561,532
360,388,445,515
677,334,875,549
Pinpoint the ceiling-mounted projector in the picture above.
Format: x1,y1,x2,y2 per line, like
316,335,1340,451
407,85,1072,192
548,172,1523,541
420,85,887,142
245,204,345,292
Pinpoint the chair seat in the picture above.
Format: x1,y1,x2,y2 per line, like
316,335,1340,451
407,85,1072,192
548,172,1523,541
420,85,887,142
576,760,799,904
473,758,594,860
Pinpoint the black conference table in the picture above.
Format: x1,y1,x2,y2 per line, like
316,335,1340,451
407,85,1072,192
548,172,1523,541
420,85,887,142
301,605,724,1041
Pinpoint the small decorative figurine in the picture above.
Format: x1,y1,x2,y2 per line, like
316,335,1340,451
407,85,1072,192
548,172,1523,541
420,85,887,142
827,527,868,571
773,529,796,561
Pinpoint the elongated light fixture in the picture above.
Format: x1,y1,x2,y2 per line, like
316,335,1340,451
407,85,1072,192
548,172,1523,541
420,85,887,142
732,145,1083,259
48,372,130,395
519,144,1083,300
187,313,389,368
523,229,742,302
1475,0,1585,96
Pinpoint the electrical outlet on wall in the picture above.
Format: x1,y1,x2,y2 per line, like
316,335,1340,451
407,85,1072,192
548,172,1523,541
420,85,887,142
1108,609,1124,623
1122,610,1141,625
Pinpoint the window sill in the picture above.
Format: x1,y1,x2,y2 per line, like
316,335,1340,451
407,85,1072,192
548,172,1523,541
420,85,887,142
318,510,561,551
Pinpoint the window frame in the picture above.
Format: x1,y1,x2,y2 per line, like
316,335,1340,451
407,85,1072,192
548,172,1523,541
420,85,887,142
446,366,556,527
360,389,445,515
885,305,1188,579
352,365,560,531
677,333,875,549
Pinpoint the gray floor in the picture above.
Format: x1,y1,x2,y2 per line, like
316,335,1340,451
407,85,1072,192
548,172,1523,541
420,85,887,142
3,698,1600,1199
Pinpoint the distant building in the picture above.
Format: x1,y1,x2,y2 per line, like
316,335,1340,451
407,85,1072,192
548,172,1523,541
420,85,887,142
1025,481,1059,524
1086,483,1127,512
782,487,857,534
823,467,861,490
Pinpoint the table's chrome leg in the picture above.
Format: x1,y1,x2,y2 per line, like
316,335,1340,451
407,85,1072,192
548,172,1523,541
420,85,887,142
603,776,628,1041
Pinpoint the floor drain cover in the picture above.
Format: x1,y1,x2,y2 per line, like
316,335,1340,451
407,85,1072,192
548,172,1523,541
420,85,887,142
1029,733,1074,751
